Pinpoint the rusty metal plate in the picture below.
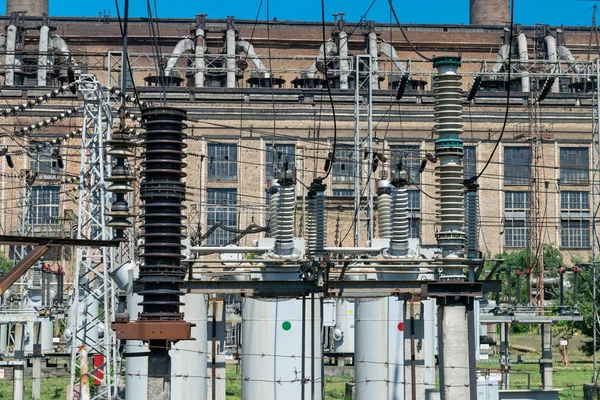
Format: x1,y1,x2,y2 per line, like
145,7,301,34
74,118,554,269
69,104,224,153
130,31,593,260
112,320,194,341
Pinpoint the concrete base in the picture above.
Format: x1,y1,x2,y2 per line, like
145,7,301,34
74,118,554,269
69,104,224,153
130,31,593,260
345,382,355,399
206,354,226,400
324,365,354,378
148,353,171,400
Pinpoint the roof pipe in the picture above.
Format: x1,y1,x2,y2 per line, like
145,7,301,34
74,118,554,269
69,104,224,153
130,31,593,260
517,32,530,92
4,24,17,86
377,42,407,74
37,23,50,86
490,44,510,74
226,16,236,88
338,30,349,89
544,34,560,93
367,27,379,90
164,37,194,77
194,32,206,88
51,34,79,71
307,40,337,79
194,14,207,89
236,40,267,73
557,45,583,75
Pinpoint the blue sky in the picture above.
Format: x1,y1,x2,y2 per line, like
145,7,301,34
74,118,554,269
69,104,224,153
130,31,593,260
2,0,598,26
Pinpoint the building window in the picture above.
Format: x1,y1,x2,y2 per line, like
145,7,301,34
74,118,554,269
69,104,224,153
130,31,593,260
30,186,60,225
332,189,354,197
390,145,420,183
266,144,295,182
207,144,237,182
206,189,237,245
464,146,476,180
560,147,589,185
504,147,531,185
561,191,590,248
504,191,529,248
29,143,60,180
332,146,356,183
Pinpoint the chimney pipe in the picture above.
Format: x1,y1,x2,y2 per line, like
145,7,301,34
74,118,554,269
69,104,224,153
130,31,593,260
470,0,509,25
7,0,48,17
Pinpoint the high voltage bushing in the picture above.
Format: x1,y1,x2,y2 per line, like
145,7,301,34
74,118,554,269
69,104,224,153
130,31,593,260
106,131,136,237
112,107,192,346
274,170,295,256
464,182,480,260
306,179,326,260
269,179,281,239
433,56,465,277
376,180,392,239
390,169,409,257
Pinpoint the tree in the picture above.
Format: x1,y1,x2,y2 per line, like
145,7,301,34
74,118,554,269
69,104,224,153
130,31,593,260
0,251,12,275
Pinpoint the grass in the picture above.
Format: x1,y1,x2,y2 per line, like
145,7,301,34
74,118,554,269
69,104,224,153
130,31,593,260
477,331,595,400
225,363,353,400
223,331,595,400
0,376,70,399
0,332,592,400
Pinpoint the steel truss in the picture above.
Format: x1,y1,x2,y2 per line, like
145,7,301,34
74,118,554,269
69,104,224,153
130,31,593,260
592,59,600,383
68,74,117,400
353,54,375,246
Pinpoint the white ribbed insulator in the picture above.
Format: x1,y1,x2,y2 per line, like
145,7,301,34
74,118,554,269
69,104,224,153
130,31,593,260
275,184,295,255
313,191,326,258
377,187,392,240
306,192,316,257
465,189,479,258
389,186,409,256
433,69,465,267
435,165,464,229
269,186,280,239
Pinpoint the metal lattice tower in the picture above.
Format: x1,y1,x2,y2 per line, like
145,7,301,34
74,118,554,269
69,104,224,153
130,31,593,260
592,58,600,383
13,180,32,262
68,75,117,400
353,54,374,246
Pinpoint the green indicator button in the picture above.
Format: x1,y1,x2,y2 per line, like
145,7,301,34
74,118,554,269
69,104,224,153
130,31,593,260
282,321,292,331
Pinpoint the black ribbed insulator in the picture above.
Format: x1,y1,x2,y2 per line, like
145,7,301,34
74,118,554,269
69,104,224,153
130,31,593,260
138,107,188,322
106,131,136,237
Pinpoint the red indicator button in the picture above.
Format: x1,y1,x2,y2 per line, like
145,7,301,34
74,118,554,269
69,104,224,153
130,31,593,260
397,322,404,331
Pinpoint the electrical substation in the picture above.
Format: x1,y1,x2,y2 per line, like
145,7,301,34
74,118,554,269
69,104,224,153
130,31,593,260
0,0,597,399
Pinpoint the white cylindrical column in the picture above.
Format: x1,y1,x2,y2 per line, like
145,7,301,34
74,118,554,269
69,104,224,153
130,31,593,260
544,35,560,93
333,298,354,354
226,17,236,88
5,24,17,86
518,33,530,92
37,24,50,86
338,31,349,90
171,293,208,399
368,31,379,90
439,302,469,399
0,324,7,353
195,28,206,88
355,297,405,399
241,297,322,399
13,363,24,400
125,267,148,400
